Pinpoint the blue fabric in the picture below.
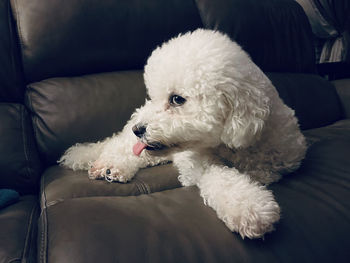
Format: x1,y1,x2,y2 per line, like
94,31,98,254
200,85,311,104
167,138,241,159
0,189,20,209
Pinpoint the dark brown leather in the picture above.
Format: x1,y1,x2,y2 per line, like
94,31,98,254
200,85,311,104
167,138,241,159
37,121,350,263
41,163,181,207
303,119,350,144
267,73,343,130
196,0,316,73
40,134,350,263
9,0,317,83
332,78,350,118
0,195,38,263
26,71,147,165
27,72,344,166
0,0,25,102
0,104,42,194
10,0,203,83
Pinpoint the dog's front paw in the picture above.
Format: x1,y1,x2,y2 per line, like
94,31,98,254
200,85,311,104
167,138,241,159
88,160,134,183
224,189,280,239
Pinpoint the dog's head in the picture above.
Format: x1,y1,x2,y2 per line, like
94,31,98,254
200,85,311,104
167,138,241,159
133,29,270,156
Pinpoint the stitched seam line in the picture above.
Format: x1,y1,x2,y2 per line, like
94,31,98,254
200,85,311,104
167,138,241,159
40,170,47,209
39,207,48,263
136,177,151,194
133,178,145,195
39,171,48,263
21,105,32,180
134,178,150,194
25,87,39,149
8,259,21,263
40,209,48,263
21,201,38,263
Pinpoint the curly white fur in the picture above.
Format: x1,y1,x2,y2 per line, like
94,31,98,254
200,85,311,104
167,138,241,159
58,29,307,239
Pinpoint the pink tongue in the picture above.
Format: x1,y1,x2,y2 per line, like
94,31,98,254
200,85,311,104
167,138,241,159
133,141,147,156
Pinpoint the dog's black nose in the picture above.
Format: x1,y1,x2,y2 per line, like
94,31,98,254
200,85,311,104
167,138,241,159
132,124,147,138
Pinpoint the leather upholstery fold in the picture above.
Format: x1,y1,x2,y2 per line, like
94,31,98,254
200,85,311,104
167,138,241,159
0,103,42,194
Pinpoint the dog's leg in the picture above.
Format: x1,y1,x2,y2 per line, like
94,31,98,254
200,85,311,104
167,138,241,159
172,151,207,186
198,165,280,239
58,139,108,171
88,122,167,182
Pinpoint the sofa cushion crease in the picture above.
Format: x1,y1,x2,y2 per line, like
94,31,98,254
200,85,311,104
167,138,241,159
40,163,182,208
0,103,42,194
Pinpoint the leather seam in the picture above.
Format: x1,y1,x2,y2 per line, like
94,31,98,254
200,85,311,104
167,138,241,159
134,178,150,194
40,169,47,209
39,170,48,263
133,178,145,195
135,177,151,194
39,209,48,263
8,259,21,263
21,201,38,263
21,105,32,180
25,87,41,162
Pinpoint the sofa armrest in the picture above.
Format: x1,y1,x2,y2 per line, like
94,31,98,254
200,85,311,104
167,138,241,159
333,79,350,118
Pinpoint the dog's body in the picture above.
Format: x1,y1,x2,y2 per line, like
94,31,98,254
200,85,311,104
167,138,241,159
59,29,307,239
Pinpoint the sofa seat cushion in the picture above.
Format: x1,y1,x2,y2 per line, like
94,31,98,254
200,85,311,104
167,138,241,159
39,187,235,263
39,120,350,262
40,163,181,208
0,195,39,263
39,139,350,263
40,119,350,205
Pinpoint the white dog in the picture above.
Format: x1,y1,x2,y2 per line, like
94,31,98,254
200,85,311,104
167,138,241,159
59,29,307,239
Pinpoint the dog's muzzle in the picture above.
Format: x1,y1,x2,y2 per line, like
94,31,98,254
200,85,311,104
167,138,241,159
132,124,167,156
132,124,147,138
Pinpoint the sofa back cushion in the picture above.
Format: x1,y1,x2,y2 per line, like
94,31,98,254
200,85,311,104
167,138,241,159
10,0,202,83
27,71,343,165
26,71,146,164
10,0,315,84
267,73,343,130
0,104,42,194
196,0,315,73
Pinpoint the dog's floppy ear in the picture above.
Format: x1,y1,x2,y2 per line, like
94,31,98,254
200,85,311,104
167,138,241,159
220,77,270,149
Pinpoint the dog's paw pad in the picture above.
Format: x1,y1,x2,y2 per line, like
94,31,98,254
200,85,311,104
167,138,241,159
88,166,105,180
104,168,129,183
87,160,132,183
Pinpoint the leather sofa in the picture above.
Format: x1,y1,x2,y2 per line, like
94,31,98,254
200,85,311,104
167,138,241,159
1,0,349,262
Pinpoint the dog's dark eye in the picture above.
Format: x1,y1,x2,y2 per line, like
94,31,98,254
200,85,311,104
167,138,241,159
169,95,186,106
